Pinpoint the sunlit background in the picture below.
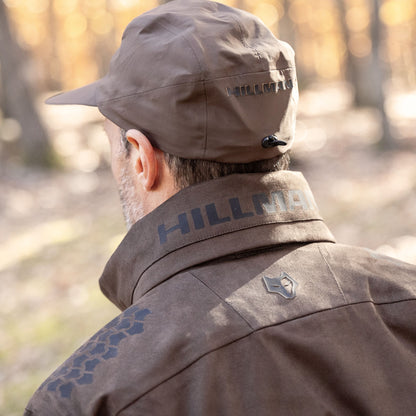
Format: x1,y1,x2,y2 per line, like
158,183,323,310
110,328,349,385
1,0,415,414
4,0,416,88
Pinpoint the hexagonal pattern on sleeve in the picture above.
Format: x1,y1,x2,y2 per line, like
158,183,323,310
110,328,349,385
40,306,151,399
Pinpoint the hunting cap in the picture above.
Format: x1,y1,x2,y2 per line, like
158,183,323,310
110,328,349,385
47,0,298,163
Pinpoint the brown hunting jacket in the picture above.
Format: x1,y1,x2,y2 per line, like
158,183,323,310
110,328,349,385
25,172,416,415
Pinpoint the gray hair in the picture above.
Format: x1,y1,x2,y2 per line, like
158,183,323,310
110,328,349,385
164,152,290,190
119,128,290,190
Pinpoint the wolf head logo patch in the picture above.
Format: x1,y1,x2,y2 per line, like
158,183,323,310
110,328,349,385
263,273,298,299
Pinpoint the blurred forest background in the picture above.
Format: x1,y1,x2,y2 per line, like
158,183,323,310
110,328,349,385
1,0,415,414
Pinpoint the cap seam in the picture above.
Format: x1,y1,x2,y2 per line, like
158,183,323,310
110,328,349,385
155,19,205,79
158,20,209,155
123,17,210,156
229,14,262,61
156,22,210,156
98,68,295,105
203,79,208,157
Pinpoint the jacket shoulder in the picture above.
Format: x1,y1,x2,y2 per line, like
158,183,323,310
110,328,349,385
25,305,152,415
25,271,252,415
320,243,416,303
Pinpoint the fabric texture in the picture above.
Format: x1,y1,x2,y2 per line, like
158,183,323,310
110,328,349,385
25,172,416,415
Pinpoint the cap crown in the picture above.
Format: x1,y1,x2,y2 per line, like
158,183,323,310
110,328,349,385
48,0,298,162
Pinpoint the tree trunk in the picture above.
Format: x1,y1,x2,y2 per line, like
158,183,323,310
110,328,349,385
369,0,395,147
337,0,395,147
0,0,54,166
45,0,62,91
278,0,296,48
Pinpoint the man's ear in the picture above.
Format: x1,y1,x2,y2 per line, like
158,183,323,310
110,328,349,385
125,129,158,191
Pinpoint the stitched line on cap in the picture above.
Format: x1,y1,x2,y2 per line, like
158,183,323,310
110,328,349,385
156,20,205,77
154,19,209,155
229,14,261,61
203,78,208,157
99,68,295,105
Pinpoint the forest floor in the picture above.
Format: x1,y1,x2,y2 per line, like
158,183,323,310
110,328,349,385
1,82,415,415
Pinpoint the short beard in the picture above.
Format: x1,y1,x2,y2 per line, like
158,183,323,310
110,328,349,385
118,164,143,230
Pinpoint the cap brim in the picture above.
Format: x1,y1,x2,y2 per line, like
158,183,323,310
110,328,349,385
45,79,102,106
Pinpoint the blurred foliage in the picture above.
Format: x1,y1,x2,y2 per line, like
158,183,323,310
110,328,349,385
2,0,415,90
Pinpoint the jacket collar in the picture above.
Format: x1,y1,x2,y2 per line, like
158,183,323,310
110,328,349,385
99,171,335,310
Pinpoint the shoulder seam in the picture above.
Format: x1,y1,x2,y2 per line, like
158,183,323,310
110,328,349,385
188,270,255,331
318,244,348,303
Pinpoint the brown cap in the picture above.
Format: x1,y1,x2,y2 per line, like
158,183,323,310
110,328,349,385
46,0,298,163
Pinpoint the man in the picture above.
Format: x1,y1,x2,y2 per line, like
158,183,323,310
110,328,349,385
25,0,416,415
